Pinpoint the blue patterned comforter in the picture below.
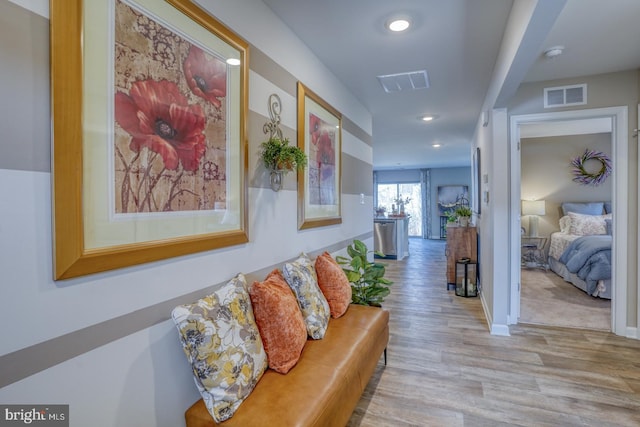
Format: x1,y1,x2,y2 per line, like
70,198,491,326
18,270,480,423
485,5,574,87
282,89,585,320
558,235,611,295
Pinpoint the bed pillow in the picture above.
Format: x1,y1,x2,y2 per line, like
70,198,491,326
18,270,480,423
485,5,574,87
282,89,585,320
282,253,331,339
605,218,612,235
559,216,572,234
604,202,612,214
315,251,352,318
568,212,611,236
561,202,604,216
171,274,267,423
250,269,307,374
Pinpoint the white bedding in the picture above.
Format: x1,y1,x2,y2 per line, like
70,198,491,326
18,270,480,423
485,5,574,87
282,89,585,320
548,232,580,260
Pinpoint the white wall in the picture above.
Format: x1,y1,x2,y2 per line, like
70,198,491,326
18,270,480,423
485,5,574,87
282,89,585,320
471,0,567,335
0,1,373,426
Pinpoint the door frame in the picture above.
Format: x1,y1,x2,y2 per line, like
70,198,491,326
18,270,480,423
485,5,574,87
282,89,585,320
509,106,628,336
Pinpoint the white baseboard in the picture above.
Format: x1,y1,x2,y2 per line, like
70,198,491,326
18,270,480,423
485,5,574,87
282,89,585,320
626,326,639,340
479,292,510,336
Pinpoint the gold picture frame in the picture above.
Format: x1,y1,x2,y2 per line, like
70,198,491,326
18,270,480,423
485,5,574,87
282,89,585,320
296,82,342,230
51,0,249,279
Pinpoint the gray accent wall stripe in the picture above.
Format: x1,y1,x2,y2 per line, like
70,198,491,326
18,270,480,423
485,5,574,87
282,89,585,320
342,116,372,146
250,46,297,98
0,1,51,173
0,232,372,388
342,153,373,196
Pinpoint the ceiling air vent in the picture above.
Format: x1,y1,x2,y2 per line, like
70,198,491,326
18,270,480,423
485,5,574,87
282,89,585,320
377,70,430,93
544,84,586,108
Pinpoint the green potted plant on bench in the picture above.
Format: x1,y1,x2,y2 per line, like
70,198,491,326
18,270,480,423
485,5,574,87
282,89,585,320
336,240,393,307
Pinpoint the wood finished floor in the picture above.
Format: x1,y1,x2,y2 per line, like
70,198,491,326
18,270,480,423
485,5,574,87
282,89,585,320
347,238,640,427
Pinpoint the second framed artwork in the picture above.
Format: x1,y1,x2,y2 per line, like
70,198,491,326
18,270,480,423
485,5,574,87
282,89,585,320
296,82,342,230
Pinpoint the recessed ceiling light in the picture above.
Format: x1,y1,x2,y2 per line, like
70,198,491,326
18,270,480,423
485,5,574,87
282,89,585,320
226,58,241,66
432,144,441,148
543,45,564,59
418,114,438,122
387,18,410,32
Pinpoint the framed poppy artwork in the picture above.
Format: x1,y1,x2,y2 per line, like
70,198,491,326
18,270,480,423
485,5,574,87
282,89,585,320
296,82,342,230
51,0,249,279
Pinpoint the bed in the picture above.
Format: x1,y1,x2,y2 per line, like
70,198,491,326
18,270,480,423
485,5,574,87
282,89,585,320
547,202,612,299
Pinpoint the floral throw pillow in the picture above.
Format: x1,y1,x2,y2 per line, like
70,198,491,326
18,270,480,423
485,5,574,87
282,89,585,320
171,274,267,423
282,253,331,339
568,212,611,236
559,215,572,234
315,251,352,318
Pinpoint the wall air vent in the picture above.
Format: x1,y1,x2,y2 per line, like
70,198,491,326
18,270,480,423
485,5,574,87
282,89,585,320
377,70,430,93
544,84,586,108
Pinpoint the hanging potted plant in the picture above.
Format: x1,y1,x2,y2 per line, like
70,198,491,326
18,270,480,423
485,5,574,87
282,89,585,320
336,240,393,307
260,137,307,191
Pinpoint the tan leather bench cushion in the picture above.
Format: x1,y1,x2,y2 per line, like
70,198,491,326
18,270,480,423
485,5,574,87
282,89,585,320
185,304,389,427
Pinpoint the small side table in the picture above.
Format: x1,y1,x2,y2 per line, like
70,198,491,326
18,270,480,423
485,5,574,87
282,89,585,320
521,236,547,269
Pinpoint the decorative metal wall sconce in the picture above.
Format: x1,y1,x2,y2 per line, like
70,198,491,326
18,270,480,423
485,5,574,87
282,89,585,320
264,93,283,141
263,94,284,191
260,94,307,192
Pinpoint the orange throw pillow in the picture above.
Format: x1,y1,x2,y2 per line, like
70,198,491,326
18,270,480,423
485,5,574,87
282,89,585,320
250,269,307,374
315,252,352,318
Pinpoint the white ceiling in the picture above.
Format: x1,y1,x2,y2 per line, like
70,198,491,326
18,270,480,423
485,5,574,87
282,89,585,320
261,0,640,170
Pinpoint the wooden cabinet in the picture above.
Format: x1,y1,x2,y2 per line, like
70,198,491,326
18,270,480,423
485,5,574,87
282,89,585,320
445,226,477,288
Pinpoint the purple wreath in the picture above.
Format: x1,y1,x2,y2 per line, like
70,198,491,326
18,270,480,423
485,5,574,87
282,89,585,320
570,149,612,186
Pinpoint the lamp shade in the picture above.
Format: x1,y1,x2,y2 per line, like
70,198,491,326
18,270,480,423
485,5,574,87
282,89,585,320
522,200,545,216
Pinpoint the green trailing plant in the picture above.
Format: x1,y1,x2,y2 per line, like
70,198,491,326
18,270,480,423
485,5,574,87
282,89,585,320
260,137,307,173
336,239,393,307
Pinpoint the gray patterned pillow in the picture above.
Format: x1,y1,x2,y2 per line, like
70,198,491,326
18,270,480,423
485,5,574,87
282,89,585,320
171,274,267,423
283,253,331,339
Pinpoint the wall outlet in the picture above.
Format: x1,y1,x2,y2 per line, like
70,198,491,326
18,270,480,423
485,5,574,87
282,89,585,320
360,193,365,204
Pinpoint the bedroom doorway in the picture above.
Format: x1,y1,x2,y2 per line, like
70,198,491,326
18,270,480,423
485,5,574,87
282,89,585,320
519,130,612,330
509,107,629,336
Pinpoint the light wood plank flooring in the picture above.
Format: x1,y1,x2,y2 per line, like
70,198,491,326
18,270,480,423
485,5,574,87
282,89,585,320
348,238,640,427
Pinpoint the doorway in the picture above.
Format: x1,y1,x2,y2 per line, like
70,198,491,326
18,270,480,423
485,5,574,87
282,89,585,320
509,107,628,336
519,129,612,330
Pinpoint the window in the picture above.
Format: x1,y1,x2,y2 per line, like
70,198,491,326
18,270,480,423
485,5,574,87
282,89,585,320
376,182,422,236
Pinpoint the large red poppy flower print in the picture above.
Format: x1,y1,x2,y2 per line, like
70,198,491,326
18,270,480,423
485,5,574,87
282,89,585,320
317,131,335,167
115,79,206,171
184,45,227,108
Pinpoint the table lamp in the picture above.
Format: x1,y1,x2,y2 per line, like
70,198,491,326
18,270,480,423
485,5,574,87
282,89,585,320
522,200,545,237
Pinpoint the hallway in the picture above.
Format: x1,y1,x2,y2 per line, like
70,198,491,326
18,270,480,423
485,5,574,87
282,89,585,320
348,238,640,426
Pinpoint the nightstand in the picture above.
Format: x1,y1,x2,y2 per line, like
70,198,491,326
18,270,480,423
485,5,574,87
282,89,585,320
521,236,547,269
